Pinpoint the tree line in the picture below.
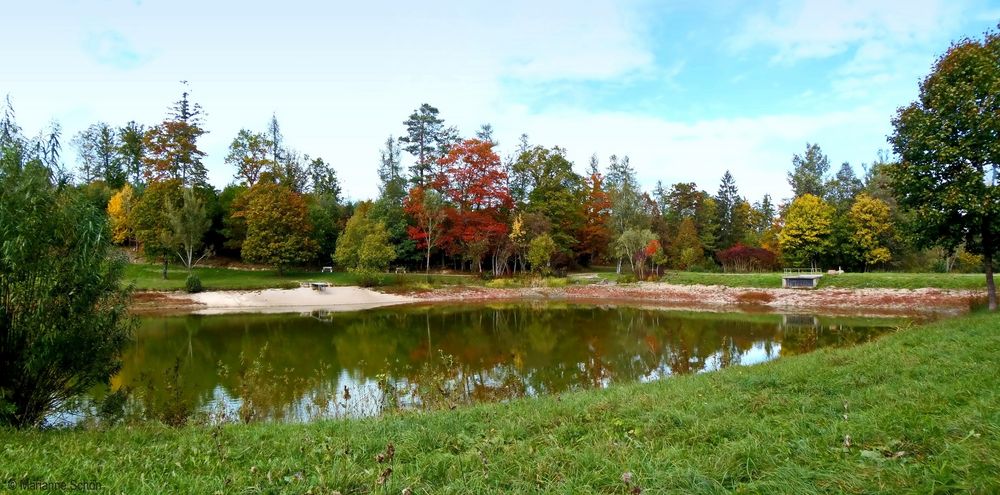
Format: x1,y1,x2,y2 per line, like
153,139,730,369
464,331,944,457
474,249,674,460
45,95,982,284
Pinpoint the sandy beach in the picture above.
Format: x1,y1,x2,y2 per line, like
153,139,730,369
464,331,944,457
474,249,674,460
131,282,983,317
132,286,415,315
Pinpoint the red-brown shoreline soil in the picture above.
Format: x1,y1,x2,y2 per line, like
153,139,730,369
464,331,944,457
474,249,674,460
130,282,983,317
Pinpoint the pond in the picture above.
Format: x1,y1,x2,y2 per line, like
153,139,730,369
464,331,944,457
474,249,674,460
86,303,910,425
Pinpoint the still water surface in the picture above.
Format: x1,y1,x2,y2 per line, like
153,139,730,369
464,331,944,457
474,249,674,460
105,303,907,423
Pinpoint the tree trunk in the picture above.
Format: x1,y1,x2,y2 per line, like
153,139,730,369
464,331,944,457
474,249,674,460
986,252,997,311
162,256,168,279
425,245,432,274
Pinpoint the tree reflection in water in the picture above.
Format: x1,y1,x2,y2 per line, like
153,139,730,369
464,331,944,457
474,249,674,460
102,304,904,424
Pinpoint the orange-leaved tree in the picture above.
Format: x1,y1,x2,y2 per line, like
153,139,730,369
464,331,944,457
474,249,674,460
404,186,449,273
434,139,512,273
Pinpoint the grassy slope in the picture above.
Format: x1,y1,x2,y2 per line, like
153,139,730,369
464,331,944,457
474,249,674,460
2,313,998,494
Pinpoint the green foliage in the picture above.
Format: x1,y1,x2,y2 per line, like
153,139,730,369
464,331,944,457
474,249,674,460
889,28,1000,309
787,142,831,198
165,187,212,271
241,181,318,274
184,274,203,293
512,146,585,252
306,192,342,263
225,129,273,187
672,217,704,269
1,142,133,428
849,194,894,270
526,233,557,274
130,179,183,265
72,122,126,187
613,229,657,275
335,202,397,283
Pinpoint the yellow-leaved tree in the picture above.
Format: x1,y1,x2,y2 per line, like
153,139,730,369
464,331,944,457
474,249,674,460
106,184,136,246
778,194,834,271
848,194,893,271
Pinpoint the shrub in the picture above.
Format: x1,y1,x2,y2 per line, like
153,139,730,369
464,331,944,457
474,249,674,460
486,278,522,289
716,244,778,272
1,150,134,428
185,274,203,293
353,268,384,287
618,274,638,284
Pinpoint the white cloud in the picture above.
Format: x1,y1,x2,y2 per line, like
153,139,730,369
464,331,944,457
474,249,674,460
729,0,967,63
487,105,890,204
1,0,657,199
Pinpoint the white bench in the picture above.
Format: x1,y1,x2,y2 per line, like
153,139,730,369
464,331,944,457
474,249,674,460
321,266,333,273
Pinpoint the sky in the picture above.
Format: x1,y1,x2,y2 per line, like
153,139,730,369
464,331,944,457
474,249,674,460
3,0,999,203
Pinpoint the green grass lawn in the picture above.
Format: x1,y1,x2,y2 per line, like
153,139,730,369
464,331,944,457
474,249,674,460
3,311,997,493
658,270,988,290
130,262,988,293
125,263,477,291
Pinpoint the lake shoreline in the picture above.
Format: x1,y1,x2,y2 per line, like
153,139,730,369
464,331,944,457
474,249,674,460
130,282,983,317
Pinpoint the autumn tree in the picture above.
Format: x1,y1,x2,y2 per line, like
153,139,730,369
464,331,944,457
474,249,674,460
405,186,448,273
849,194,893,271
335,201,396,283
578,165,612,266
241,180,318,274
143,90,208,186
613,229,657,276
526,233,557,275
226,129,273,187
778,194,834,270
165,187,212,271
788,143,830,198
130,179,183,278
107,184,136,246
435,139,513,273
889,28,1000,310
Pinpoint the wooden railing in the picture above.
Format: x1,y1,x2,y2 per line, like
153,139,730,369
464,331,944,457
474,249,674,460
783,267,821,275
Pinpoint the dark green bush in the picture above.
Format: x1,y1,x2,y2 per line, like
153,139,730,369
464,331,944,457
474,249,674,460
185,274,203,293
1,140,134,428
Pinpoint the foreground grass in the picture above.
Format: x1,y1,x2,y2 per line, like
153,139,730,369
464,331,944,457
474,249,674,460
3,312,998,493
125,263,476,291
658,271,988,290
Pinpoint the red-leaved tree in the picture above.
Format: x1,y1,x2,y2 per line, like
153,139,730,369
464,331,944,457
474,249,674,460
433,139,513,273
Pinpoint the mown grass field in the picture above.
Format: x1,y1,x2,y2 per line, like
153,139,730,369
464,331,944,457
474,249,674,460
658,270,987,290
128,262,988,293
125,263,476,291
2,311,997,493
